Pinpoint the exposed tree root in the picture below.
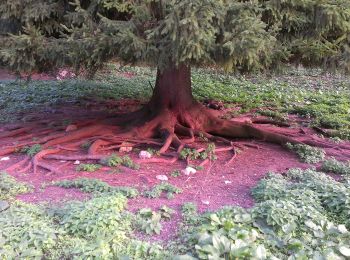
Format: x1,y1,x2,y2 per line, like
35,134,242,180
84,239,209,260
1,101,350,175
5,157,30,172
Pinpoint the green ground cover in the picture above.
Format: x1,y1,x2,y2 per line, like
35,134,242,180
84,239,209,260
1,167,350,259
1,65,349,139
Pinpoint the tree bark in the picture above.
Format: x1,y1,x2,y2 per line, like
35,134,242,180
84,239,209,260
148,64,195,113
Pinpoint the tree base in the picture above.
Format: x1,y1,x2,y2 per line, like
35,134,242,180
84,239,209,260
1,101,350,175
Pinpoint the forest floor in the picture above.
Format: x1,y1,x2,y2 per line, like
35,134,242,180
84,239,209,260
0,65,350,259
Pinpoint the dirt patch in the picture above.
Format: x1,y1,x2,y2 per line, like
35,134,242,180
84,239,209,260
0,138,311,242
0,69,55,81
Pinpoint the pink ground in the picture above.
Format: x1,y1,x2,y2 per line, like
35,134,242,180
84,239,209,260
0,137,312,242
0,68,347,242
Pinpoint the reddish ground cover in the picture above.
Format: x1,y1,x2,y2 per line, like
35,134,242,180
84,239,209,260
0,68,348,242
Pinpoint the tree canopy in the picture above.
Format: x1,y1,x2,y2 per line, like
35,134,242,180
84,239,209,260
1,0,350,75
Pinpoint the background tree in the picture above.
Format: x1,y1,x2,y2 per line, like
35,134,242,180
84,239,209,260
0,0,350,162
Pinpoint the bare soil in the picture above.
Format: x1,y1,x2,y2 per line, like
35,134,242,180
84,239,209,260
0,68,348,242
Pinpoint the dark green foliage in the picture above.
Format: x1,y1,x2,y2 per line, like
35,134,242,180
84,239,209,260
1,0,349,74
53,178,139,198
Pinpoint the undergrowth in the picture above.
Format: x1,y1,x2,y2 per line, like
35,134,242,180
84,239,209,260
286,143,325,163
76,163,101,172
179,143,217,161
143,182,182,199
321,158,350,175
53,178,139,198
135,206,175,235
0,196,168,259
1,66,349,140
100,154,140,170
172,168,350,259
20,144,42,157
0,172,32,200
1,168,350,259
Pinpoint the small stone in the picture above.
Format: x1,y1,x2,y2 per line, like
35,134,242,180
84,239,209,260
338,224,348,233
224,180,232,184
119,142,133,153
202,200,210,205
339,246,350,257
0,156,10,161
182,167,197,176
60,160,67,163
156,175,168,181
139,151,152,159
73,160,80,165
0,201,9,212
65,124,77,132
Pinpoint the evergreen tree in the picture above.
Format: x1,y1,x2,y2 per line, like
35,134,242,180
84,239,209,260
0,0,349,160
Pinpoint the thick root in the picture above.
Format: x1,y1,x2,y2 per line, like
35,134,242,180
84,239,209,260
1,102,350,175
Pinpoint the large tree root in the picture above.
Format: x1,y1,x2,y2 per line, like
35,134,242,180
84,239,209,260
1,102,350,175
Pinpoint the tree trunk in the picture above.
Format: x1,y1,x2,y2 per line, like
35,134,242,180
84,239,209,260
1,63,350,165
148,64,195,113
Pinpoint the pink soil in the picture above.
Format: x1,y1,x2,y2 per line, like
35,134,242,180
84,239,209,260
0,69,348,242
0,138,311,243
1,112,347,242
